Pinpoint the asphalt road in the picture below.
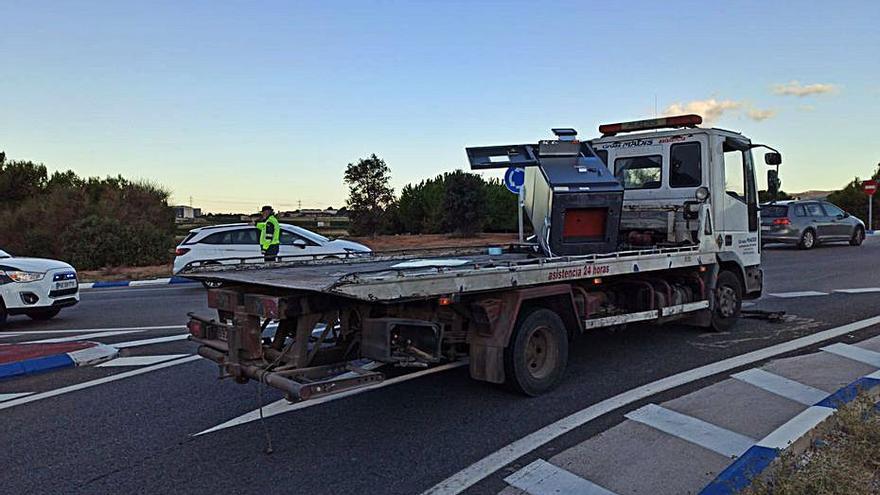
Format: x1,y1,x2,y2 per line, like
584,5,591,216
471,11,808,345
2,238,880,495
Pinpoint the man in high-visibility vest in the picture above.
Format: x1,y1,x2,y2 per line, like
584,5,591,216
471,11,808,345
256,205,281,261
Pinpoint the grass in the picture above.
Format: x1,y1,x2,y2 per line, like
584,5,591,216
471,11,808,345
743,393,880,494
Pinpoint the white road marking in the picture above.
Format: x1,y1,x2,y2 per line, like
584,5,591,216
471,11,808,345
0,325,184,338
757,406,834,450
625,404,754,458
821,342,880,367
504,459,619,495
195,360,467,436
128,278,172,287
0,392,34,402
767,291,828,298
833,288,880,294
97,354,189,367
732,368,828,405
0,356,202,411
23,330,143,344
421,314,880,495
111,334,189,349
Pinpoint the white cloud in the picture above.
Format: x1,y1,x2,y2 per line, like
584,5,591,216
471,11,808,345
663,98,741,123
746,107,776,121
663,98,777,124
798,104,816,112
772,81,837,97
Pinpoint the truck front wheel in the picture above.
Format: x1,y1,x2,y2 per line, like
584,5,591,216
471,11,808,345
711,270,742,332
504,308,569,396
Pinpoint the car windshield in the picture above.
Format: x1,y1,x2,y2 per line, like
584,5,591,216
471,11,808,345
761,205,789,218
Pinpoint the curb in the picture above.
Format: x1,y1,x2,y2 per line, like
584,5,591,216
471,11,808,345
700,368,880,495
79,276,197,290
0,343,119,380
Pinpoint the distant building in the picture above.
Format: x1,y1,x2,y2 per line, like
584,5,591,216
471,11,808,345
174,205,202,221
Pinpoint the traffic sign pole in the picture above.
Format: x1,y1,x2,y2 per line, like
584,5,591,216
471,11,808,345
518,186,524,243
864,180,877,233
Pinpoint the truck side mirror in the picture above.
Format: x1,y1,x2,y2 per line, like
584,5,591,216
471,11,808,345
764,152,782,165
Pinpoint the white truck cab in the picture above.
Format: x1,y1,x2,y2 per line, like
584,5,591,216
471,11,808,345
591,115,778,298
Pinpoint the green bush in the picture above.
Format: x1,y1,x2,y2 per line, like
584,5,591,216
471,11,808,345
0,152,175,269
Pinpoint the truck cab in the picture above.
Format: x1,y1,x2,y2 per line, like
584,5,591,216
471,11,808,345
590,115,772,298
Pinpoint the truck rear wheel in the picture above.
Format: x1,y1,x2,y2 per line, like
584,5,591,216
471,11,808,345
504,308,569,396
711,270,742,332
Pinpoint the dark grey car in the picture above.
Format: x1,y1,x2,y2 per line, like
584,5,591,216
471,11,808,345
761,200,866,249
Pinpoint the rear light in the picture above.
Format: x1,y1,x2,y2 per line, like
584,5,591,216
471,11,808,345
187,320,204,338
772,218,791,226
175,247,191,256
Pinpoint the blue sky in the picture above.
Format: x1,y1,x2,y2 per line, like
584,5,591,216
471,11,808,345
2,0,878,212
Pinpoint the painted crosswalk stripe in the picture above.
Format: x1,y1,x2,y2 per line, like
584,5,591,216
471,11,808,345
111,334,189,349
625,404,754,458
97,354,190,367
820,343,880,367
732,368,828,406
504,459,619,495
23,330,143,344
767,291,827,298
833,288,880,294
0,356,202,411
0,392,34,403
756,406,835,450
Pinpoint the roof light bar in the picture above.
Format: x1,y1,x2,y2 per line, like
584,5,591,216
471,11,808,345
599,114,702,136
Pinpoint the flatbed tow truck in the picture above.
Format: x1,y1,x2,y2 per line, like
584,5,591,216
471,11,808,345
185,115,782,400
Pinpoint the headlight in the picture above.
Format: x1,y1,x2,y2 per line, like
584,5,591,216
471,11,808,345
1,270,46,283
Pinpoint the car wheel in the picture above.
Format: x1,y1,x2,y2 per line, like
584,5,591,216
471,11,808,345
798,229,816,250
711,270,742,332
27,308,61,321
504,308,569,396
850,227,865,246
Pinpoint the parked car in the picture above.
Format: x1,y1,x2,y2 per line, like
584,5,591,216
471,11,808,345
172,223,371,285
760,200,866,249
0,249,79,324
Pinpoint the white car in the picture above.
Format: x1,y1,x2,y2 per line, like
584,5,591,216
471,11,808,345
0,249,79,324
173,223,371,278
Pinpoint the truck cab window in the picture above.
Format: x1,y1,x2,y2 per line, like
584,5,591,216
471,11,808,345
670,142,701,187
614,155,662,189
723,149,745,201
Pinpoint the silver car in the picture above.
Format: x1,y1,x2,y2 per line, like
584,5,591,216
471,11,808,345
760,200,866,249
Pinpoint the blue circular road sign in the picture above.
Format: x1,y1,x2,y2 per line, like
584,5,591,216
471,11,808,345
504,167,525,194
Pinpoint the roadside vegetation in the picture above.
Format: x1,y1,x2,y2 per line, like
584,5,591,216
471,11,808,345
743,393,880,495
344,154,518,237
0,152,175,269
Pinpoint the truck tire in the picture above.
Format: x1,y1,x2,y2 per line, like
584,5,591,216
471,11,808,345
504,308,569,396
798,229,816,250
711,270,742,332
27,308,61,321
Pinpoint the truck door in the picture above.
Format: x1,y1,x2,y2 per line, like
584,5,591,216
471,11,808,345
719,137,760,265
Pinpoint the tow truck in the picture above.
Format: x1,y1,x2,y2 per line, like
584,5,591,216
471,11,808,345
185,115,781,399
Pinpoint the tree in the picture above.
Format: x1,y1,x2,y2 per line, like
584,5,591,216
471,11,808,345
826,162,880,230
343,154,395,237
483,178,518,232
442,170,487,237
